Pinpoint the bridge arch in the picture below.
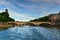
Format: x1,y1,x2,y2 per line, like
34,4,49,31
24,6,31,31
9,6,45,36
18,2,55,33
39,23,51,26
26,22,36,26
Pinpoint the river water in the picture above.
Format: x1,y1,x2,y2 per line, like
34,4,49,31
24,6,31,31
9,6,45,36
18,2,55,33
0,26,60,40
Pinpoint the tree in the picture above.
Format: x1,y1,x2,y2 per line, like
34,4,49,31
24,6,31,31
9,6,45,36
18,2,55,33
0,9,15,22
30,16,50,22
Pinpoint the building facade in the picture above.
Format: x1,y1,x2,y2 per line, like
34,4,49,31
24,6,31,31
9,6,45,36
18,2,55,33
50,13,60,23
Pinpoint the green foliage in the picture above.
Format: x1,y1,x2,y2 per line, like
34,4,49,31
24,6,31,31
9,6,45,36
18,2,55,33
38,16,50,22
0,9,15,22
1,12,9,18
0,15,6,21
30,16,50,22
7,17,15,21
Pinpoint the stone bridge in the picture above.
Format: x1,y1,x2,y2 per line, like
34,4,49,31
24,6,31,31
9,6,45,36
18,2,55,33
8,22,52,26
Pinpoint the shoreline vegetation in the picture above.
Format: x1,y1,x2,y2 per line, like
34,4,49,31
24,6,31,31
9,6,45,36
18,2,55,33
0,9,15,31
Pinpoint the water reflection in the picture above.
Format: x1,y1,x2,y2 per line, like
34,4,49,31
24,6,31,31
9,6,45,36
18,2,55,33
0,26,60,40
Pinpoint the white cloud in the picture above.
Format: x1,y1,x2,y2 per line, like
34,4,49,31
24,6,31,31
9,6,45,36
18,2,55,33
17,2,47,13
27,0,60,5
26,0,41,2
42,0,60,4
14,1,42,9
0,0,10,6
0,0,45,12
19,3,35,8
0,0,46,12
0,10,4,12
8,9,35,21
0,0,19,10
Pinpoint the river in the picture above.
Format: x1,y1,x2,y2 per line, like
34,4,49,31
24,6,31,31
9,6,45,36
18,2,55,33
0,26,60,40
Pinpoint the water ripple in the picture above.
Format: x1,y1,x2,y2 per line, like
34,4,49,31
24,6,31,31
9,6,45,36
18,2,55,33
0,26,60,40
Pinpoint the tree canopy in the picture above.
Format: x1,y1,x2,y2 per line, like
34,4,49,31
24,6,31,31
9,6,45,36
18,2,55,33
30,16,50,22
0,9,15,22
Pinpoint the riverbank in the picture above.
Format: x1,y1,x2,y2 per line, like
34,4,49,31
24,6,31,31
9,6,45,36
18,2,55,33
0,24,14,28
0,24,15,31
0,23,60,31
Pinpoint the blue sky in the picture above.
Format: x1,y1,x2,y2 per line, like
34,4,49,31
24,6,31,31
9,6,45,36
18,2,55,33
0,0,60,21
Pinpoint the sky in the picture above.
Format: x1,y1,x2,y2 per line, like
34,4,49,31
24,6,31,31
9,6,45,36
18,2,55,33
0,0,60,21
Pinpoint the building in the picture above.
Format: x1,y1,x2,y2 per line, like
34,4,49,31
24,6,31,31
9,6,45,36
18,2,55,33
50,12,60,23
